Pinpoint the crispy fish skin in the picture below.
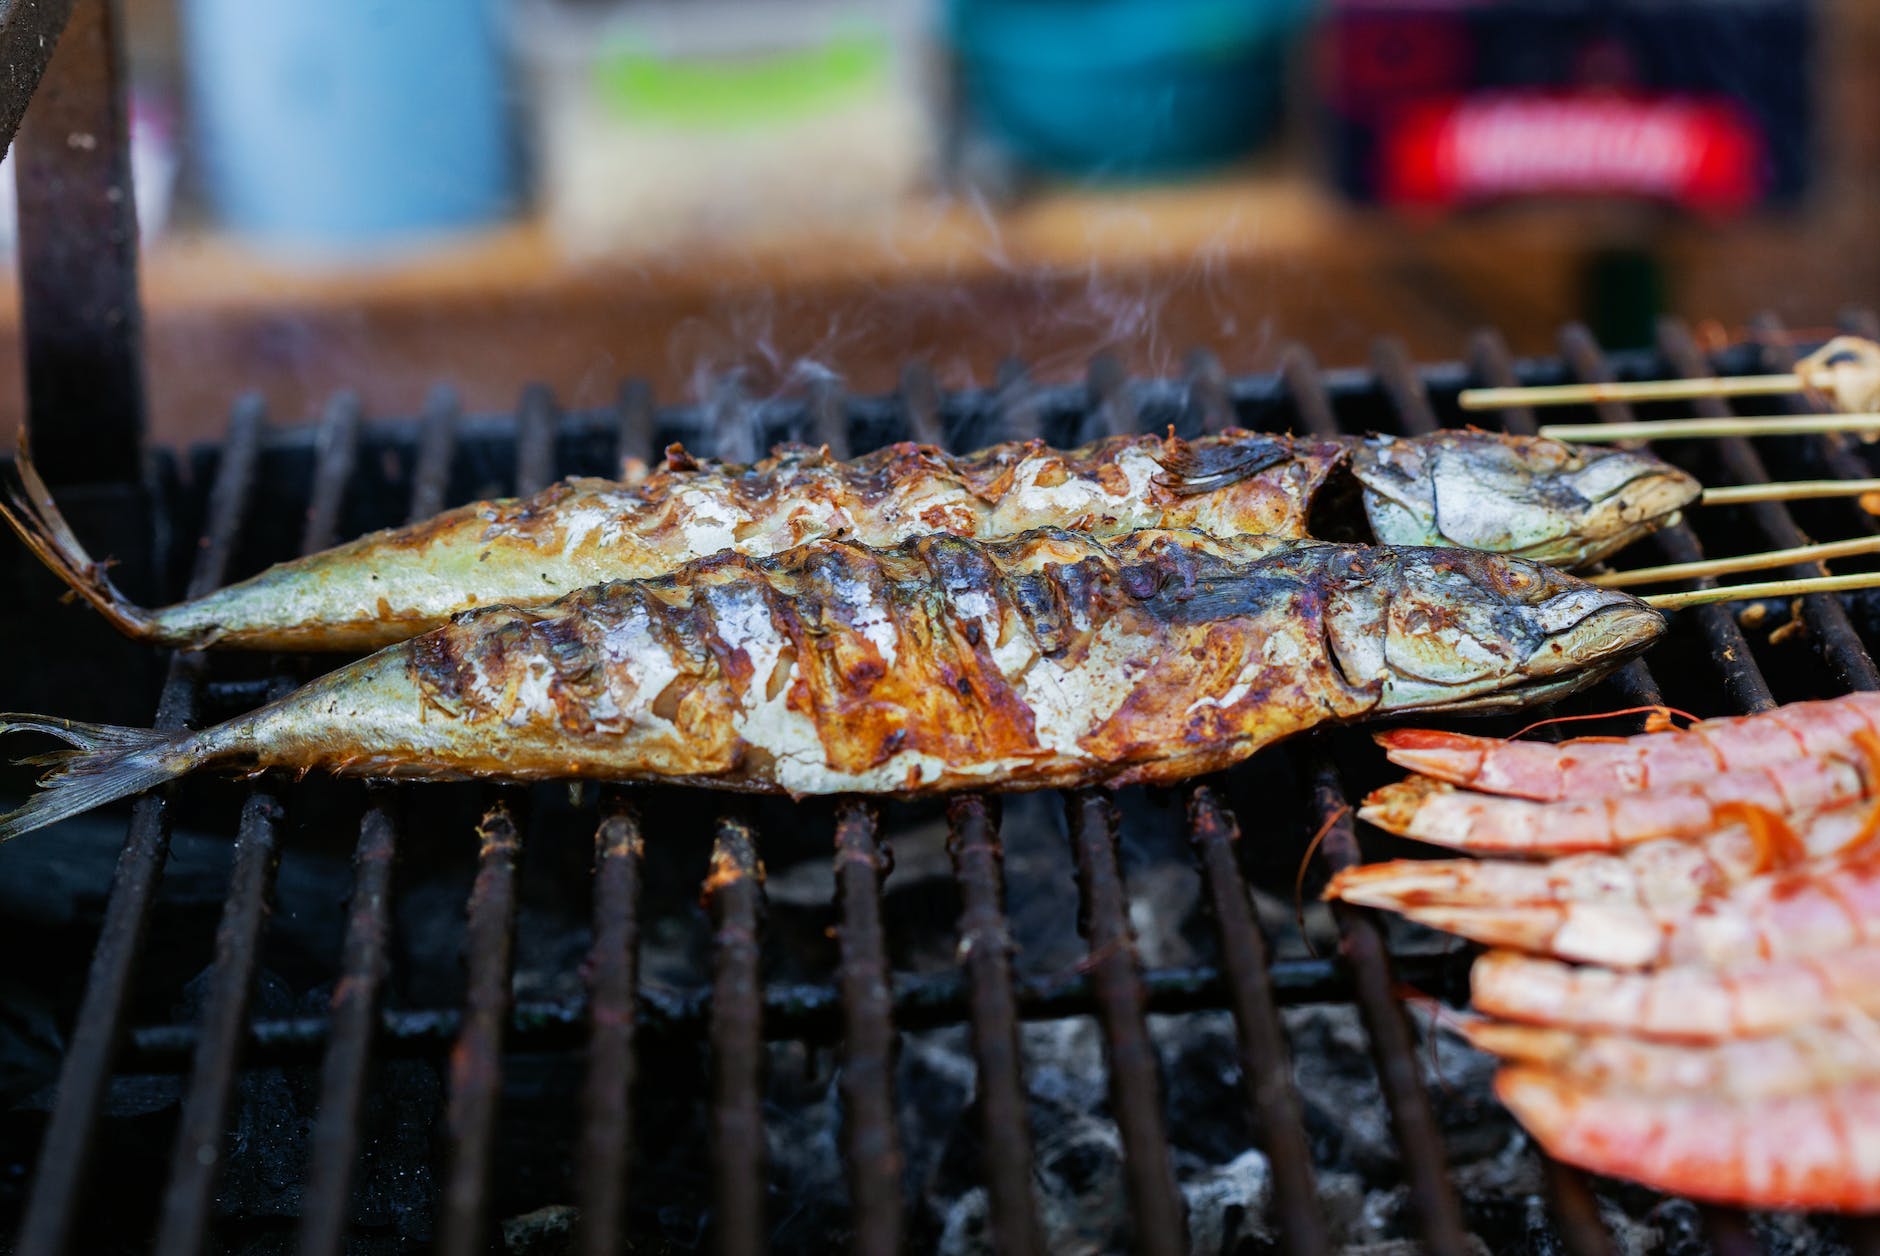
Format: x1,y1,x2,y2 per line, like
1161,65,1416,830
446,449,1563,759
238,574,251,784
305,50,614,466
3,428,1696,652
0,530,1663,838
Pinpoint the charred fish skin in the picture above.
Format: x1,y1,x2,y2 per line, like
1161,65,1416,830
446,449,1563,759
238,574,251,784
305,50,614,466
4,427,1696,653
0,531,1663,838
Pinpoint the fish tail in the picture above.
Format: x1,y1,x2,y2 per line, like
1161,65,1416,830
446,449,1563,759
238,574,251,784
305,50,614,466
2,436,157,641
0,714,204,841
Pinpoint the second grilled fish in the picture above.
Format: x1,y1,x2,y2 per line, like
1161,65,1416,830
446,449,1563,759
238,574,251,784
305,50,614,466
0,529,1663,839
4,427,1696,651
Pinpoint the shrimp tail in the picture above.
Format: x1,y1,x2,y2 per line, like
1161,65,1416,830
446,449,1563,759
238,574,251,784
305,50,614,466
2,436,158,642
0,715,207,841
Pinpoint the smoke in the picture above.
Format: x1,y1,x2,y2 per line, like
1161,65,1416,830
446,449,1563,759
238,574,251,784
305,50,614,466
658,172,1274,438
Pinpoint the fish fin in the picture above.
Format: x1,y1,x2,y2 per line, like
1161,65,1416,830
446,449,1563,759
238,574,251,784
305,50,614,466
2,435,157,641
0,715,200,841
1150,434,1293,496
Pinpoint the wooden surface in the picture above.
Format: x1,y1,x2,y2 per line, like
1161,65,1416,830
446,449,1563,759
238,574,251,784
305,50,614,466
0,0,1875,446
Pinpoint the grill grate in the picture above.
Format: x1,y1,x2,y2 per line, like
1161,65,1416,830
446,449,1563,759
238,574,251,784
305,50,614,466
9,317,1880,1254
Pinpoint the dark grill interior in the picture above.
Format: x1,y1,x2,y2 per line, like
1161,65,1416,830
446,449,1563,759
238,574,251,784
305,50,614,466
4,313,1880,1254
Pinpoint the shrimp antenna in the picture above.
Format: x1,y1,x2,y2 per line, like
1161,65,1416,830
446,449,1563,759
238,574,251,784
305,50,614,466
1461,335,1880,414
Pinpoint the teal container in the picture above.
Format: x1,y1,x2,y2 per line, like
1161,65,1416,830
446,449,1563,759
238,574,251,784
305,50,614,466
948,0,1310,178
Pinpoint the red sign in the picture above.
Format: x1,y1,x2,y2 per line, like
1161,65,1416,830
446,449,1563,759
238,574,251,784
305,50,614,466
1381,94,1765,214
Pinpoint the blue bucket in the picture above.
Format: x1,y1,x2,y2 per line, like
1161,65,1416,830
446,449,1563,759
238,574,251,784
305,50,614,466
182,0,517,253
948,0,1310,178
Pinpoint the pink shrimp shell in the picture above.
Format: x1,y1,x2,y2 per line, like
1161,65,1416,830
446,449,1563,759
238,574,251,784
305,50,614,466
1498,1066,1880,1211
1375,692,1880,802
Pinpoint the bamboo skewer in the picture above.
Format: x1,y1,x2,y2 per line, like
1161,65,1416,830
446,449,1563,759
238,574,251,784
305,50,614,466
1462,374,1805,411
1643,572,1880,612
1540,413,1880,442
1702,479,1880,507
1593,536,1880,589
1460,335,1880,415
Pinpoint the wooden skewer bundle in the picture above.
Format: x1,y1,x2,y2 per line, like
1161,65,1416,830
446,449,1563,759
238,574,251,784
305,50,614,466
1457,335,1880,610
1460,336,1880,417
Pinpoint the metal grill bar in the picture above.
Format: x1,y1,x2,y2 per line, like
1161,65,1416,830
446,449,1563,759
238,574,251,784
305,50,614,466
572,370,658,1256
995,360,1043,444
155,393,360,1251
1278,344,1338,439
13,398,264,1256
1281,348,1474,1256
408,387,461,521
900,364,946,447
577,802,646,1256
1655,319,1879,692
945,796,1045,1256
1086,354,1137,442
833,801,904,1255
437,387,558,1253
296,801,398,1256
298,398,457,1256
438,802,524,1256
152,786,285,1256
1542,1157,1618,1256
1557,325,1776,713
119,949,1452,1067
617,380,659,470
1373,337,1440,435
707,814,769,1256
708,375,759,465
1186,787,1328,1256
517,384,560,498
810,377,851,459
1183,348,1235,436
1465,331,1541,437
1066,790,1186,1256
1306,755,1473,1256
1700,1207,1762,1256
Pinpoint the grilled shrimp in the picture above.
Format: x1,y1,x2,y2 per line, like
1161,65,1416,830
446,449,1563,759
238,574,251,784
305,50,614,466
1338,837,1880,969
1378,692,1880,802
0,531,1663,840
1,426,1697,652
1330,801,1880,919
1469,947,1880,1041
1359,747,1880,855
1463,1018,1880,1100
1496,1067,1880,1211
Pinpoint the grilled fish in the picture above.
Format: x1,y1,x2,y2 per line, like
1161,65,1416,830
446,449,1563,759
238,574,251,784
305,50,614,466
3,427,1696,652
0,529,1663,839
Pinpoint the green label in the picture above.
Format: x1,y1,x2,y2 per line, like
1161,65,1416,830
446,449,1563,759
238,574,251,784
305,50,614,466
594,30,890,131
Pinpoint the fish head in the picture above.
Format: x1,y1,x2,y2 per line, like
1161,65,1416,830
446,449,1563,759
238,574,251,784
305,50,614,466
1352,430,1700,570
1323,546,1664,716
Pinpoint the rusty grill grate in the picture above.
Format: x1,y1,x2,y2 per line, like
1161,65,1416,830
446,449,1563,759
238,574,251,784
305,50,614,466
2,313,1880,1255
2,6,1880,1254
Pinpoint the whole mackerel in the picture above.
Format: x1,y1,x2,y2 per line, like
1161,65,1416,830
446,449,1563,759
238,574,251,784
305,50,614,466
0,529,1663,838
3,427,1696,651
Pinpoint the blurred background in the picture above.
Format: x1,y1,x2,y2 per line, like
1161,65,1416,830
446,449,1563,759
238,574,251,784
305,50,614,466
0,0,1874,443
